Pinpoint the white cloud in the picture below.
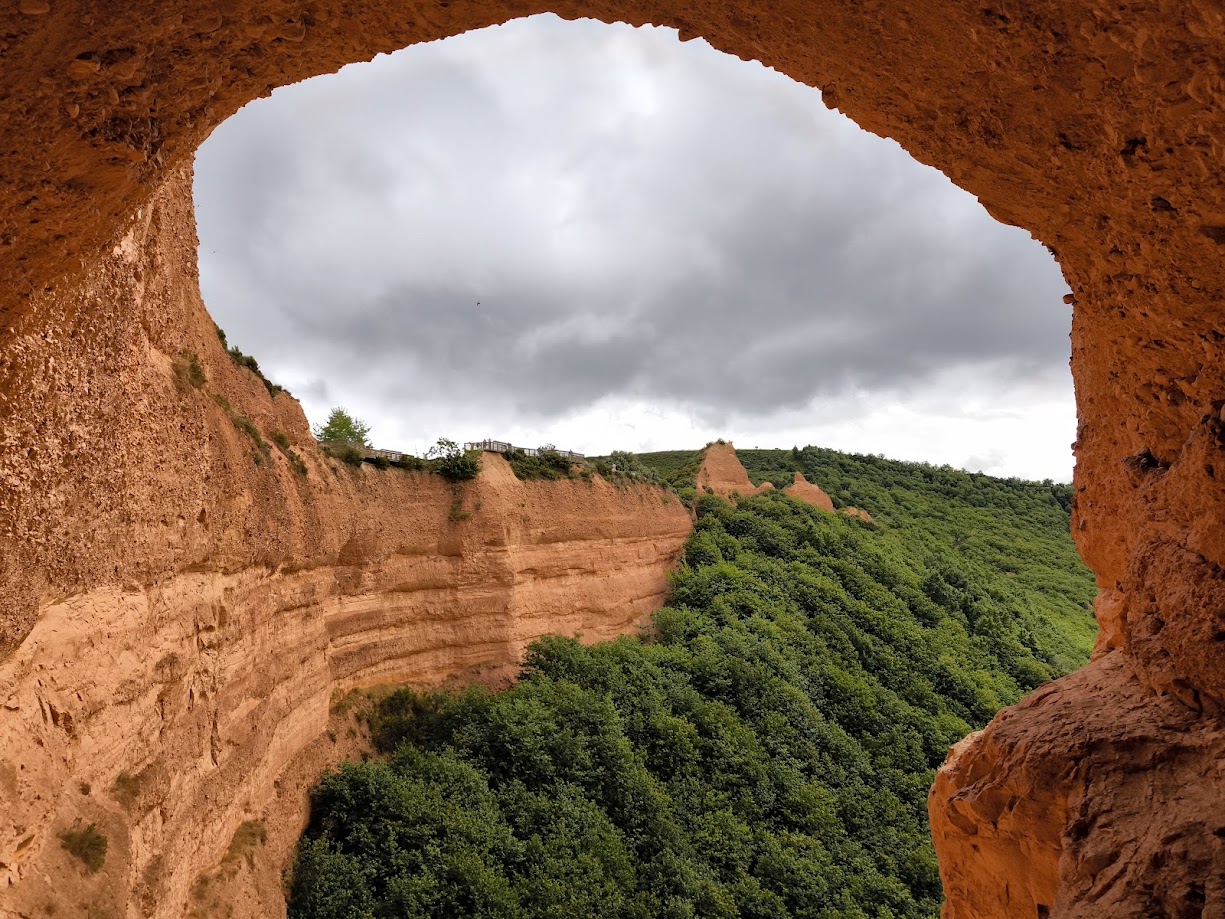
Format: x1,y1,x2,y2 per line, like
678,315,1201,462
195,15,1074,481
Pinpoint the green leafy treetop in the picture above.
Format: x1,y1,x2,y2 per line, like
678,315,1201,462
427,438,481,481
312,407,371,446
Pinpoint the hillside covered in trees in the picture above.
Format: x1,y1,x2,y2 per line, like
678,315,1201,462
288,448,1096,919
640,445,1094,677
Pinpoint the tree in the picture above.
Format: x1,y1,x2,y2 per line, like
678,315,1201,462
313,408,371,446
427,438,480,481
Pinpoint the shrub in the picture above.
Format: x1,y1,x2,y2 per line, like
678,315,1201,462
428,438,480,482
607,450,660,483
369,455,391,470
504,447,575,481
591,451,668,486
270,431,309,476
232,414,271,463
217,326,288,397
448,491,471,523
60,822,107,873
322,443,364,467
112,771,142,810
173,351,206,391
210,392,274,466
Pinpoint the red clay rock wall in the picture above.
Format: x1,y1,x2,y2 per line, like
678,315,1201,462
0,168,690,918
694,442,775,500
931,652,1225,919
4,2,1225,917
783,471,835,511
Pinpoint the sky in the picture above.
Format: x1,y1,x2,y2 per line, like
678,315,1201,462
194,14,1076,481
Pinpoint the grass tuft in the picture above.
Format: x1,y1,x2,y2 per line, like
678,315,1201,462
60,822,107,873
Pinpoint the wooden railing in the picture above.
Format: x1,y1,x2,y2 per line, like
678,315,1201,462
315,440,414,463
317,439,585,463
464,440,585,461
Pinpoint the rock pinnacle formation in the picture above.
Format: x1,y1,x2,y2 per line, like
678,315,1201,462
694,442,776,500
783,471,836,511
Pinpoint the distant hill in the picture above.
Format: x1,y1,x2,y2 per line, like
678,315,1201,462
289,445,1096,919
588,448,704,488
629,444,1094,675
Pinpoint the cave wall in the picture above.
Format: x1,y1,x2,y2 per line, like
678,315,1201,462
3,0,1225,916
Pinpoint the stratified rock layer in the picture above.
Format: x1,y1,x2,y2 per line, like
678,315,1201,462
3,1,1225,917
0,454,688,918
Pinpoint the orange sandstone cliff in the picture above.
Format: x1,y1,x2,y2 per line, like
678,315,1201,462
702,454,872,522
5,1,1225,917
0,169,691,918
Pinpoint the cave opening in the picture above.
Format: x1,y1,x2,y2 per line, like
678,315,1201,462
193,14,1075,482
8,2,1219,917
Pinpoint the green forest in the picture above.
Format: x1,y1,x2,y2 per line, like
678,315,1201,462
288,447,1096,919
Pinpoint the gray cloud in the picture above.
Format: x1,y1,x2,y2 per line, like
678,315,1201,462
195,14,1071,466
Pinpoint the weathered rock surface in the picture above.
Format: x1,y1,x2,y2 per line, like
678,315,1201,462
3,0,1225,916
0,167,690,919
0,445,688,917
931,652,1225,918
783,471,835,511
694,442,775,500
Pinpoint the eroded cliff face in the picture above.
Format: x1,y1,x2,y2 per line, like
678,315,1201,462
0,464,687,919
0,169,690,917
4,1,1225,916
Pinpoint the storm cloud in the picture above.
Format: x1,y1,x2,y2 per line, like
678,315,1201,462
195,15,1074,477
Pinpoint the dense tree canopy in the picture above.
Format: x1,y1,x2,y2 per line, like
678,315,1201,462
289,450,1096,919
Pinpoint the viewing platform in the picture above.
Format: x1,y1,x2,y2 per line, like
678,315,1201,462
315,440,414,463
464,439,586,461
316,438,586,463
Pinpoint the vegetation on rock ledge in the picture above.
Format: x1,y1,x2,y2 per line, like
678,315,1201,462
427,438,481,482
216,325,289,397
504,447,577,481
